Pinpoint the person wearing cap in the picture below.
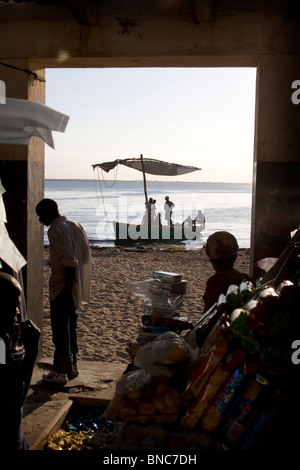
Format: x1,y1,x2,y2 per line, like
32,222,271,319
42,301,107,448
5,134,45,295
164,196,175,226
202,231,252,312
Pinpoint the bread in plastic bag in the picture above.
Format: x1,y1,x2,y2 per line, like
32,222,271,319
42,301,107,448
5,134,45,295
134,331,197,376
105,369,152,421
105,368,184,424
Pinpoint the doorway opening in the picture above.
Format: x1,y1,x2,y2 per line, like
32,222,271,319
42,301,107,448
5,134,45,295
44,67,257,249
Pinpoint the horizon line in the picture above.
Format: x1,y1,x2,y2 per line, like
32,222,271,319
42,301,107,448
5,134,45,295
45,178,252,185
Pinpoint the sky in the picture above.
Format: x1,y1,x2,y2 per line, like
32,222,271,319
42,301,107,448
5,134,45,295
45,67,257,183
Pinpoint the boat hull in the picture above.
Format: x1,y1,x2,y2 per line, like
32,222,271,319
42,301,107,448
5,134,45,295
113,221,204,246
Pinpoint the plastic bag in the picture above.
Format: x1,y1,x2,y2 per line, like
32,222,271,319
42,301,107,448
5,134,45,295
105,369,152,421
134,331,196,376
127,279,185,314
105,368,183,424
127,279,154,301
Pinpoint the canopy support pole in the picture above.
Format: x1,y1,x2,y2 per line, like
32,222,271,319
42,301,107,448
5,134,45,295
140,154,148,204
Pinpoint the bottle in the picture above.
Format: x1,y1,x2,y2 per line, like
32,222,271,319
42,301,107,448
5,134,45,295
258,286,280,311
226,284,240,309
230,308,260,355
217,293,229,313
246,299,270,332
239,280,255,305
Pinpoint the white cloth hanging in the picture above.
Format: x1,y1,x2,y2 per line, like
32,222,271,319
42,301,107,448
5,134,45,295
0,178,7,223
0,97,69,148
0,222,26,273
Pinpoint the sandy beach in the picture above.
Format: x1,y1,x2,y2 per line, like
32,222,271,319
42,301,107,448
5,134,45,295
42,246,251,365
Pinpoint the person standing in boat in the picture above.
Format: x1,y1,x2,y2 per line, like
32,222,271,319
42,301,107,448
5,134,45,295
143,197,156,227
164,196,175,226
193,209,205,227
150,199,157,225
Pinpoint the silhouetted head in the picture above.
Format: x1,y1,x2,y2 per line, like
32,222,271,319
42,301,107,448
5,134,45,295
36,198,60,226
205,231,239,260
0,272,22,337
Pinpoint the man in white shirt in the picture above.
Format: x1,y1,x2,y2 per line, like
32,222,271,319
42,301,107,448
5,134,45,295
36,198,91,384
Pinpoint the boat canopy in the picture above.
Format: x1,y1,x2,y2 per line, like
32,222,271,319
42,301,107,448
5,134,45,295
92,158,200,177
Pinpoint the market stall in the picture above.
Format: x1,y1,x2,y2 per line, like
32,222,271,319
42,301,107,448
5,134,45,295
46,229,300,451
103,229,300,450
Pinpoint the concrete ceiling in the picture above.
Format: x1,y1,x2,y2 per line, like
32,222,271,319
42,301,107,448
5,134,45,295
0,0,98,25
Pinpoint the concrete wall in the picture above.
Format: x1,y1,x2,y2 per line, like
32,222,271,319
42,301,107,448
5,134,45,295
251,54,300,270
0,0,299,352
0,60,45,334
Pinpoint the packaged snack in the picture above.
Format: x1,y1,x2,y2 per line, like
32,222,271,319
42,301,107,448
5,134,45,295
183,341,229,404
201,368,248,432
149,279,188,296
180,366,229,429
224,374,270,446
197,315,231,360
152,271,182,283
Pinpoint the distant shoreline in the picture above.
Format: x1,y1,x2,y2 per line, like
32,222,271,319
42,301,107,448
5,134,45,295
44,178,252,185
44,243,251,252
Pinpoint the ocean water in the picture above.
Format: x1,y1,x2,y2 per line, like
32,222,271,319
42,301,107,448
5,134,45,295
44,179,252,248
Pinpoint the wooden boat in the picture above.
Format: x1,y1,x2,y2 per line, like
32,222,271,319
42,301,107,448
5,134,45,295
113,220,204,246
93,155,205,246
